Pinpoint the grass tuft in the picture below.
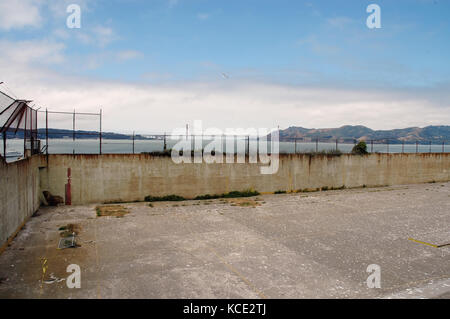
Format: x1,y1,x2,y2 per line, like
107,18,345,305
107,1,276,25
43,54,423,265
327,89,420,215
145,194,186,202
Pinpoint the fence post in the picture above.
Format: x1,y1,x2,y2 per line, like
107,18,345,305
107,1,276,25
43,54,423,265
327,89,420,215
23,107,27,158
257,136,259,155
30,108,34,156
335,139,338,152
316,137,318,153
416,141,418,153
132,131,135,154
443,141,445,153
402,141,404,154
73,109,75,155
429,141,432,153
371,140,373,153
386,139,389,153
2,132,6,159
99,109,102,155
46,108,49,157
163,133,167,151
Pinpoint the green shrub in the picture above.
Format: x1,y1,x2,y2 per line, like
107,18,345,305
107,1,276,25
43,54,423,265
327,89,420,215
274,190,287,194
195,189,260,200
351,141,368,155
194,194,221,200
221,190,260,198
146,189,260,202
144,194,186,202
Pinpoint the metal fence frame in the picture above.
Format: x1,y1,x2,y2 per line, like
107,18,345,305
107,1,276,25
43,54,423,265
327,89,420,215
38,109,102,156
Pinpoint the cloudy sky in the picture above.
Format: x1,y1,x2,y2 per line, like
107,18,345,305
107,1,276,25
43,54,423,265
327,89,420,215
0,0,449,134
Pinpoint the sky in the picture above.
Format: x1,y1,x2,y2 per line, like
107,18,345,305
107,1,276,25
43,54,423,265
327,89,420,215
0,0,449,134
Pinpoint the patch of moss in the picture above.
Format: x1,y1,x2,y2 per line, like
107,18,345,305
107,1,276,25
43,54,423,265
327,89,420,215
96,205,129,218
145,194,186,202
194,194,221,200
194,189,260,200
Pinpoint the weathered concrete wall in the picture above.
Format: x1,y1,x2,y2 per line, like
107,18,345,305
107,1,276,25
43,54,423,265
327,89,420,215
0,156,42,249
40,153,450,205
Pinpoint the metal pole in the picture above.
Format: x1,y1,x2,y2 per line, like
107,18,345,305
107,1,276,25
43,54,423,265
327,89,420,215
3,132,6,159
335,139,338,152
443,141,445,153
371,140,373,153
46,108,49,157
316,137,318,153
132,131,135,154
30,108,34,155
257,136,259,155
429,141,432,153
402,141,404,154
247,136,250,156
387,139,389,153
23,108,27,158
163,132,167,151
99,109,102,155
73,109,75,155
416,141,418,153
295,138,298,154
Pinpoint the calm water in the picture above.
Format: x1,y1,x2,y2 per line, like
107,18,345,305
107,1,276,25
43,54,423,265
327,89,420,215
1,138,448,162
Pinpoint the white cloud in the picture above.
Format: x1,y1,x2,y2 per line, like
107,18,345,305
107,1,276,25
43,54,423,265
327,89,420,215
116,50,143,61
0,0,43,30
52,28,70,40
2,63,449,133
327,17,354,29
297,35,340,55
75,25,117,47
47,0,90,18
0,39,65,64
197,13,210,20
0,38,448,133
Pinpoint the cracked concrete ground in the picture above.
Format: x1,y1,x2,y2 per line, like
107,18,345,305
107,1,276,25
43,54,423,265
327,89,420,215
0,182,449,299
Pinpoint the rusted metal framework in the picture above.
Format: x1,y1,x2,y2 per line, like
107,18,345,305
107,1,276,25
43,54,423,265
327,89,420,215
0,90,38,159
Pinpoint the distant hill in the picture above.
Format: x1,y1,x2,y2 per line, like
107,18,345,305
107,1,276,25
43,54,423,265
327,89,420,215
276,125,450,144
5,125,449,144
6,129,155,140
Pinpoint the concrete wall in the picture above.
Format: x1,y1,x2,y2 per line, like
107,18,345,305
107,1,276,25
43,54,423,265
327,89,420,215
40,153,450,205
0,156,41,249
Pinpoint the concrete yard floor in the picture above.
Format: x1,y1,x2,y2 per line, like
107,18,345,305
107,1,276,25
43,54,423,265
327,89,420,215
0,182,449,299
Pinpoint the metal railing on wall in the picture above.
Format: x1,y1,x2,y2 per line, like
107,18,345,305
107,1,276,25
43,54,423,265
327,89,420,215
73,134,449,155
2,126,448,159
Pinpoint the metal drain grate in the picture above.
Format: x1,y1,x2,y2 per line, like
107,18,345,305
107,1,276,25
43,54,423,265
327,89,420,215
58,235,76,249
